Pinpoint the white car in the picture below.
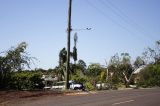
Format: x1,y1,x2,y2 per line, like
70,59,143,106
51,81,65,90
69,80,84,90
51,81,84,90
96,83,109,90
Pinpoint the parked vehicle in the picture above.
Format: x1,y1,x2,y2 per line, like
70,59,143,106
96,83,109,90
51,81,65,90
51,80,84,90
43,86,51,90
69,80,84,90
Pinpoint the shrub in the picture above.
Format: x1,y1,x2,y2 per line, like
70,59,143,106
137,64,160,87
85,82,95,91
9,71,44,90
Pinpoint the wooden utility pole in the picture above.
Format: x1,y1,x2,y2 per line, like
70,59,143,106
66,0,72,89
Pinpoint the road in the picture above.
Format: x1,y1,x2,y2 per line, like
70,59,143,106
8,88,160,106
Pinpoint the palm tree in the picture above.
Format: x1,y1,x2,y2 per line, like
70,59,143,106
73,33,78,64
59,48,67,66
74,32,78,47
58,48,67,80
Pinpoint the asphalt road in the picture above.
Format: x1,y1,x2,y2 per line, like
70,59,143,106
9,88,160,106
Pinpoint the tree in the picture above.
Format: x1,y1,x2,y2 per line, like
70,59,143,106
119,53,133,86
142,40,160,64
58,48,67,80
69,60,87,85
73,46,77,64
108,53,122,85
137,64,160,87
137,40,160,87
99,70,107,82
134,56,145,68
3,42,32,71
58,33,78,81
59,48,67,66
73,33,78,64
58,47,78,80
107,53,133,87
0,42,35,88
10,71,44,90
87,63,102,77
87,63,102,88
78,59,87,74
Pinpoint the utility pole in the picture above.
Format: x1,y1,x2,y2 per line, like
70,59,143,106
66,0,72,90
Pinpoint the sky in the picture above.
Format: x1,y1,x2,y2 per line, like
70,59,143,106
0,0,160,69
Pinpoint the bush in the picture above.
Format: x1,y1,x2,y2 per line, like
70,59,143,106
137,64,160,87
9,71,44,90
85,82,95,91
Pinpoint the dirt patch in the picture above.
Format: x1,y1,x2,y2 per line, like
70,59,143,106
0,90,63,104
0,90,87,106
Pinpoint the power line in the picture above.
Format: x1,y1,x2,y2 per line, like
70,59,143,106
102,0,156,41
99,0,150,41
85,0,143,40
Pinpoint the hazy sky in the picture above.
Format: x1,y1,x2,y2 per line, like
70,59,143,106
0,0,160,69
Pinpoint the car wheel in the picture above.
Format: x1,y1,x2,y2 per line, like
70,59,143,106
74,87,78,90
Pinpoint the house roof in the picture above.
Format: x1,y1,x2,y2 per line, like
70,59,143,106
133,65,146,74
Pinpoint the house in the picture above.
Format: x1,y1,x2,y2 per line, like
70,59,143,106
132,65,146,83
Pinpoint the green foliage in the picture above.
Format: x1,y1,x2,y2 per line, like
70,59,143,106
137,40,160,87
134,56,145,68
137,64,160,87
85,82,95,91
70,64,99,91
78,59,87,74
108,53,133,87
87,63,102,77
70,66,95,91
111,72,122,84
85,63,106,89
99,70,107,82
73,32,78,64
142,40,160,64
0,42,35,89
71,70,82,82
120,53,133,77
10,71,44,90
59,48,67,66
1,39,160,90
73,46,77,63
